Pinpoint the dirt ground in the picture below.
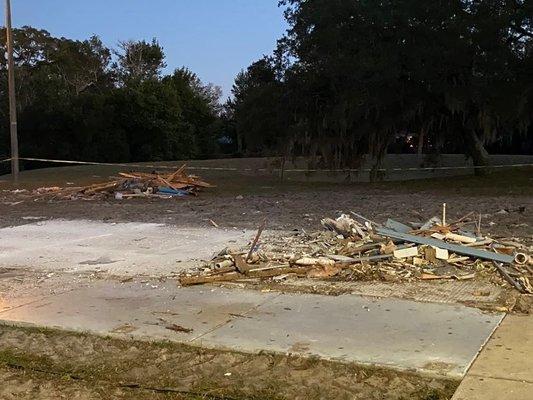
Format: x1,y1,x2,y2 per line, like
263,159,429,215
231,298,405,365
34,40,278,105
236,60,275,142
1,166,532,239
0,164,531,399
0,324,457,400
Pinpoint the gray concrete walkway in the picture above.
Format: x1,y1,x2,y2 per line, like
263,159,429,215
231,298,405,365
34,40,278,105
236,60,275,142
0,280,503,379
452,314,533,400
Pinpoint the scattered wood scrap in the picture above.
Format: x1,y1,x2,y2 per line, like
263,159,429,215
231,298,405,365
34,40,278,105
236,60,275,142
179,211,532,294
32,164,214,200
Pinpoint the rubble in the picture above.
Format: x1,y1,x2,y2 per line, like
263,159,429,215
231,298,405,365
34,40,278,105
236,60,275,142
31,164,213,200
179,211,533,294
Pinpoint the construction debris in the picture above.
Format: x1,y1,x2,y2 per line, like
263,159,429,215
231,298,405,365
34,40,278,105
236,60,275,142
31,164,213,200
179,211,532,294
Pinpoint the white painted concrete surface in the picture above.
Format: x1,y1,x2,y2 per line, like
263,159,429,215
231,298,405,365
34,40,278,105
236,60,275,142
0,220,250,275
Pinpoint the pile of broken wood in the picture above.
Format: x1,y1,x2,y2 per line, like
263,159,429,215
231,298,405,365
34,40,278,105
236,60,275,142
33,164,213,200
179,208,532,294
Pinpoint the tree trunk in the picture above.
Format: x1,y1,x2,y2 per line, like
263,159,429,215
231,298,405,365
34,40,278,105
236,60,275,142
236,131,243,154
465,130,489,176
417,128,425,156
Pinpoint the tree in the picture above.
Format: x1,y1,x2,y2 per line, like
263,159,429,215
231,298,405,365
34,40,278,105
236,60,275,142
0,27,225,166
115,39,166,84
50,36,113,94
227,58,288,155
229,0,533,174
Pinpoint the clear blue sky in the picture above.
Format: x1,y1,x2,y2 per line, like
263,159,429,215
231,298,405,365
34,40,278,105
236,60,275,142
6,0,288,98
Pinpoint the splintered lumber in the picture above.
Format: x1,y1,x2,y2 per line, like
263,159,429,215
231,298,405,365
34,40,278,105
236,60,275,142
180,272,243,286
434,247,449,260
464,238,493,247
166,164,187,182
330,253,394,264
180,265,311,286
233,253,252,274
376,227,514,263
444,232,477,244
83,181,120,194
157,176,180,191
246,218,267,261
42,164,214,200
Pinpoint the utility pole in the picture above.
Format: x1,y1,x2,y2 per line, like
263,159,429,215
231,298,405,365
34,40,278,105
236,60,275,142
5,0,19,181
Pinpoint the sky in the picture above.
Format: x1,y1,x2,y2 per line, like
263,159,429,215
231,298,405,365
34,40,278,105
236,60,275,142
5,0,288,98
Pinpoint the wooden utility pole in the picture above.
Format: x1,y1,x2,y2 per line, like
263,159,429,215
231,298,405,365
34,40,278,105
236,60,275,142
5,0,19,181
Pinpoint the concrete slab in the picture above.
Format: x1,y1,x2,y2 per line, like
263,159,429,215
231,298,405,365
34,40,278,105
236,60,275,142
451,315,533,399
0,281,279,341
452,376,533,400
0,281,503,379
199,292,504,378
465,315,533,382
0,220,250,275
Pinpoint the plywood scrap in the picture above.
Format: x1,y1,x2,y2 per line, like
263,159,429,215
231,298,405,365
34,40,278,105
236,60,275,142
393,246,418,259
434,247,449,260
307,264,342,278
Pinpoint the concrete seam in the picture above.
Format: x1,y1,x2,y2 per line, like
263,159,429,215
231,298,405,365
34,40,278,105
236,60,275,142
460,313,507,377
189,292,282,342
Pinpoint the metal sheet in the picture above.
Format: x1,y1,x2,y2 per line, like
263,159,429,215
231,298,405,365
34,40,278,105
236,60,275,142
385,218,412,233
376,227,514,263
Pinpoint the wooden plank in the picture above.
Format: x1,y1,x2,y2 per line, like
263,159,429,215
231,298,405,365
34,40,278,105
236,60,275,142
246,218,267,261
179,266,312,286
445,232,477,244
165,164,187,182
157,176,179,191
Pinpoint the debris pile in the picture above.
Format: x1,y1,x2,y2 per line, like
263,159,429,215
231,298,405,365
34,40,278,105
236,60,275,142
179,209,532,293
33,165,213,200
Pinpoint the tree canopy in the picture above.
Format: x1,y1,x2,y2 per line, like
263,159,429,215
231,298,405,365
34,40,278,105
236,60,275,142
2,2,532,176
227,0,533,170
0,27,223,166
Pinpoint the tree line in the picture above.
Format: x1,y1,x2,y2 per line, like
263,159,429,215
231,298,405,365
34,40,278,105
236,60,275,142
2,1,532,176
0,26,226,168
228,0,533,173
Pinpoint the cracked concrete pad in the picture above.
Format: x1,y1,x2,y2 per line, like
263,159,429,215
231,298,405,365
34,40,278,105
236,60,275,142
198,292,504,378
0,281,278,341
0,220,250,275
